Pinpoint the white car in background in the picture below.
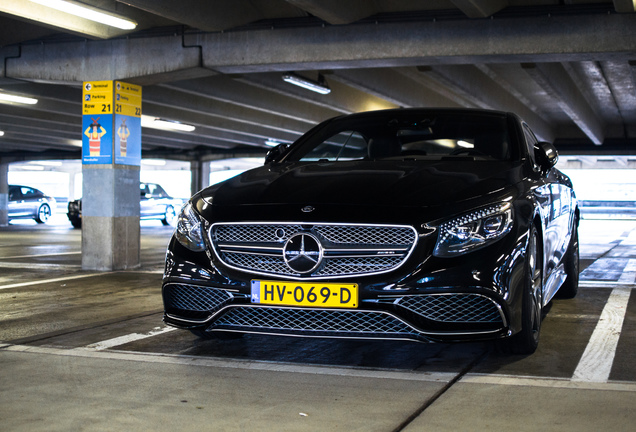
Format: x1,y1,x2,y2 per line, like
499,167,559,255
67,182,182,228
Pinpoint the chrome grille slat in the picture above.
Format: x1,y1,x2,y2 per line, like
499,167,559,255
210,222,418,278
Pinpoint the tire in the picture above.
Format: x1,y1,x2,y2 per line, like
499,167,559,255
35,203,51,224
190,328,244,340
507,225,543,355
162,205,176,226
556,220,579,299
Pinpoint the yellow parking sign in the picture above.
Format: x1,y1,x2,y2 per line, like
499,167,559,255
115,81,142,117
83,81,113,115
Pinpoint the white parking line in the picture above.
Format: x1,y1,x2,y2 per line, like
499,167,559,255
0,273,108,290
77,326,177,351
1,251,81,259
462,374,636,392
572,286,631,383
618,259,636,284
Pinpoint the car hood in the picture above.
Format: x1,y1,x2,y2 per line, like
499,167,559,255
197,160,525,221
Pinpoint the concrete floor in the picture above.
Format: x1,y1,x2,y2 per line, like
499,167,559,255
1,214,635,431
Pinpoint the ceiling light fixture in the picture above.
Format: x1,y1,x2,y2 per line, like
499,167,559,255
0,92,38,105
0,131,5,137
27,0,137,30
282,73,331,95
265,139,281,147
141,115,195,132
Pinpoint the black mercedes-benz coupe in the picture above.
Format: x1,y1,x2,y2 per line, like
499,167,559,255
162,108,579,354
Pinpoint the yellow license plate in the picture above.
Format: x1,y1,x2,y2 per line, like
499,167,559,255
250,280,358,308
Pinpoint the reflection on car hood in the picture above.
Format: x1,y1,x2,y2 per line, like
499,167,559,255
204,160,524,209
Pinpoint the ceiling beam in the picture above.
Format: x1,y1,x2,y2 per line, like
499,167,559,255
163,75,341,124
331,68,459,108
6,13,636,83
410,64,555,142
191,13,636,74
523,63,604,145
238,72,396,115
143,86,308,139
117,0,260,31
118,0,305,32
4,35,204,84
283,0,375,24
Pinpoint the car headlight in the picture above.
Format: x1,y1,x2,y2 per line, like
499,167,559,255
174,203,206,252
433,203,513,257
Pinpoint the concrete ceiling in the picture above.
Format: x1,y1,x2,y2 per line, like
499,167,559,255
1,0,636,163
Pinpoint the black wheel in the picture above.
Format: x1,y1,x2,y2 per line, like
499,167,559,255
190,328,244,340
556,220,579,299
162,205,176,226
35,203,51,223
507,225,543,355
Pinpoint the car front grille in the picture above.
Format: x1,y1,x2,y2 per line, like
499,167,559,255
211,306,430,341
396,294,504,324
210,222,418,278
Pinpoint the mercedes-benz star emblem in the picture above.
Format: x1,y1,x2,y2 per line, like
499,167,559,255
283,233,323,274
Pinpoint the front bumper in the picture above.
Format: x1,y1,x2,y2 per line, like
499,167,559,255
162,281,511,343
162,213,528,343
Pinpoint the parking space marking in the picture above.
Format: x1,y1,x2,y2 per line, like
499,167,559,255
462,374,636,392
0,251,81,260
572,286,631,383
76,326,177,351
618,259,636,284
0,273,109,290
0,262,81,270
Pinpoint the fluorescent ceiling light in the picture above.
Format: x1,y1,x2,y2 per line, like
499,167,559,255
0,131,4,137
282,73,331,95
0,92,38,105
265,139,281,147
141,115,195,132
28,0,137,30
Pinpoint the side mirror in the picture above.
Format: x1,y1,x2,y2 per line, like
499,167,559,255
264,143,289,164
534,141,558,170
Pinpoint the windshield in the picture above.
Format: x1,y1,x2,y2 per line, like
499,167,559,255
285,110,515,162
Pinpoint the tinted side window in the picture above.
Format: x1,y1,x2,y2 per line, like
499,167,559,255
8,187,20,201
21,187,41,198
522,124,539,165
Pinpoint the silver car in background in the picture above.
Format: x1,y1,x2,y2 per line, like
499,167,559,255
8,185,56,224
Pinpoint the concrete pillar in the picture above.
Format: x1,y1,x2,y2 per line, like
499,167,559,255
81,165,140,270
190,159,210,196
0,163,8,226
201,160,211,190
81,80,142,271
190,160,201,197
